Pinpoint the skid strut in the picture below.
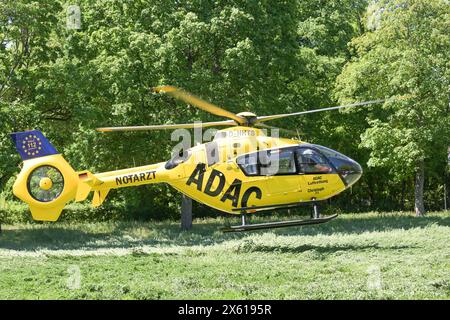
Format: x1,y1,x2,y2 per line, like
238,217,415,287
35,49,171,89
312,202,320,219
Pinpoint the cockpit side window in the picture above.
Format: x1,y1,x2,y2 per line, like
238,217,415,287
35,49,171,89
260,149,297,175
237,153,259,176
296,148,333,174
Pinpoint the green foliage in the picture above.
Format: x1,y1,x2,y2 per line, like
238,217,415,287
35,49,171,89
0,0,448,221
336,0,450,178
335,0,450,213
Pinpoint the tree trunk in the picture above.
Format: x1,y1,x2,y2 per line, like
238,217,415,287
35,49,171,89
181,194,193,230
414,160,425,216
400,179,406,211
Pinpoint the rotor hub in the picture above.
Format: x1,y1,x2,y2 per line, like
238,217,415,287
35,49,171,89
39,177,53,190
236,112,258,126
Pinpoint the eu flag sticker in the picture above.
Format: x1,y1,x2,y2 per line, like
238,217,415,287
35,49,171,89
22,134,42,156
11,130,59,160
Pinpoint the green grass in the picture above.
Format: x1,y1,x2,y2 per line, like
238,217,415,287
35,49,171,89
0,211,449,299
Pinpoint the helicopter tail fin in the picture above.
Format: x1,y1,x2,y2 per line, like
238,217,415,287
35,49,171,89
10,130,59,160
10,130,100,221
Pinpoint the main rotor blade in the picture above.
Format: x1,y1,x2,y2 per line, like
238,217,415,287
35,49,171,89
256,99,385,123
153,86,245,125
97,120,236,132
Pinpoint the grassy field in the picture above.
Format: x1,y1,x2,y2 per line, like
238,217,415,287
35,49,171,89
0,211,449,300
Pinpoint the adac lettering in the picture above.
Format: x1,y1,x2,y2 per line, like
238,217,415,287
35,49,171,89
186,163,262,207
307,176,328,186
116,170,156,186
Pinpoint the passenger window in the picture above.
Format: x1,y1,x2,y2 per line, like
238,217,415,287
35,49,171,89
260,149,296,175
237,148,297,176
236,153,258,176
297,148,333,174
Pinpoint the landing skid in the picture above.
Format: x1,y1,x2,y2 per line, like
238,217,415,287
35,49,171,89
221,214,338,233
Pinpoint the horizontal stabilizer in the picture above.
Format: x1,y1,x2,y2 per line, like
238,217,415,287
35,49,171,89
76,170,104,201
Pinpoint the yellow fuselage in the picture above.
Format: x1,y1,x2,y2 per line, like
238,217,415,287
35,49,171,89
13,127,359,221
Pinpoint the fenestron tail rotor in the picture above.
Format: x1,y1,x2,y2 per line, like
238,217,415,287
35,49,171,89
96,85,385,133
27,165,64,202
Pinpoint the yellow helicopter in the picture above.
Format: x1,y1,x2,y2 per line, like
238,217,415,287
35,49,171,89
10,86,383,232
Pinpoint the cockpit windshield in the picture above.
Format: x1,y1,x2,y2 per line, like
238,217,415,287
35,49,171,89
311,144,362,186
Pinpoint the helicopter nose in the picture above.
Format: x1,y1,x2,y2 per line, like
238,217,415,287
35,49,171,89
312,145,363,187
331,157,362,187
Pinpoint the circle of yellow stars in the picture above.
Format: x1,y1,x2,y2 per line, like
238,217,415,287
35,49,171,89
22,134,42,156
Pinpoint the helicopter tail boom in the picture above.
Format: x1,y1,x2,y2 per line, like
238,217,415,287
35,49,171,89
85,162,166,207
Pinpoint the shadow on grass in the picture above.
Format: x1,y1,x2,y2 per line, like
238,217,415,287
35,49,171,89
0,213,448,252
235,242,416,254
276,213,450,237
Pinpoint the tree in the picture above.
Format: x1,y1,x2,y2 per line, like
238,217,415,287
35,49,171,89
0,0,62,194
3,0,447,219
336,0,450,216
1,0,307,217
